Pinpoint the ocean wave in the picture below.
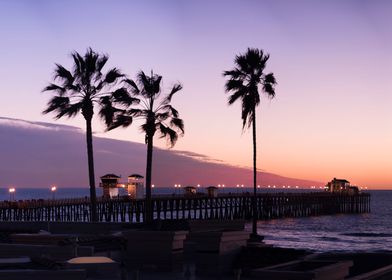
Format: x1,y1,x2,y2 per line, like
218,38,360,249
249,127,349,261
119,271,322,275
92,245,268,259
341,232,392,237
319,236,340,242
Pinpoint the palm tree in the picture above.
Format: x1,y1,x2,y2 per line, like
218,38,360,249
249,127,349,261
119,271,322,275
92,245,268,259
42,48,124,222
106,70,184,222
223,48,277,239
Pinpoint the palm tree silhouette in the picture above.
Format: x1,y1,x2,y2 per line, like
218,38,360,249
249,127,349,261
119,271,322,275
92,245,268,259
43,48,124,221
223,48,277,239
107,70,184,222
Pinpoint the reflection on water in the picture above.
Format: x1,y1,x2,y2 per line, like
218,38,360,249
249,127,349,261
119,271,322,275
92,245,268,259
252,191,392,252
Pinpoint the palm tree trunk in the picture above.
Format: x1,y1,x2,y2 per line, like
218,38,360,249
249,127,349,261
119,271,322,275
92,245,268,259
252,108,258,237
85,118,98,222
145,134,154,223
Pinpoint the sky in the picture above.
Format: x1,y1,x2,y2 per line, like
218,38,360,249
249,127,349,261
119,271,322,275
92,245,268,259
0,0,391,189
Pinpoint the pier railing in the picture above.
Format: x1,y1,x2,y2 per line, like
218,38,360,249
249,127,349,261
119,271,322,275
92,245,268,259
0,192,370,223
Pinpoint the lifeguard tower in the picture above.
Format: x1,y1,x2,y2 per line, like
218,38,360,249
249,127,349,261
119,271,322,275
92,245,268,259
100,174,121,198
127,174,144,199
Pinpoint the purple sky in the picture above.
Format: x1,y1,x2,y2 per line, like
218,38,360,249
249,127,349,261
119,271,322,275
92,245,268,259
0,0,391,188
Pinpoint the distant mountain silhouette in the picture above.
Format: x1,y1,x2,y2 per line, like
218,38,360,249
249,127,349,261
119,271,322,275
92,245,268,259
0,117,322,188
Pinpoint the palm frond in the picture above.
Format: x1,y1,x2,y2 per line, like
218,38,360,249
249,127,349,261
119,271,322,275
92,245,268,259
65,102,83,118
123,78,140,95
54,64,74,85
96,54,108,73
42,83,66,95
108,114,133,131
160,105,179,118
71,51,85,78
99,96,116,126
227,88,246,105
158,123,178,147
225,79,244,93
156,111,170,121
264,72,275,82
112,88,139,106
170,117,184,134
164,83,182,104
223,68,243,79
43,96,70,115
105,68,123,84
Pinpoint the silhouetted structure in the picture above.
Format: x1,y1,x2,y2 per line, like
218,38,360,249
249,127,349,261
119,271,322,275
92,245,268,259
100,174,121,198
326,178,360,194
106,70,184,223
0,192,370,223
43,48,124,221
224,48,277,239
127,174,144,199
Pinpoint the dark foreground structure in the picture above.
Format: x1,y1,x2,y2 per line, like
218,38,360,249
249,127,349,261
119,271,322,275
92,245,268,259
0,192,370,222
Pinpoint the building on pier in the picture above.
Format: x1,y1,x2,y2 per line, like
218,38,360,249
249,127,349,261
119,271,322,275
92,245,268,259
100,174,121,198
127,174,144,199
100,173,145,199
325,178,360,194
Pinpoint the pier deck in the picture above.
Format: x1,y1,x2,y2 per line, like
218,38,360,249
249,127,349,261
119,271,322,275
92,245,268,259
0,192,370,223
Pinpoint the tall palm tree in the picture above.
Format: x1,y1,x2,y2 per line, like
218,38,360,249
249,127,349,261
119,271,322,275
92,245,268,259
42,48,124,222
223,48,277,239
106,70,184,222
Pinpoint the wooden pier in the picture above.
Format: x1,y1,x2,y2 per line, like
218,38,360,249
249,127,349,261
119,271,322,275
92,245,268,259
0,192,370,223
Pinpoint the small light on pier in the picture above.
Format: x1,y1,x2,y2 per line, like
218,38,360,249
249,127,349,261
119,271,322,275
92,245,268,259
51,185,57,200
9,187,15,201
197,184,200,188
241,184,244,188
257,185,260,188
152,184,155,188
218,184,221,188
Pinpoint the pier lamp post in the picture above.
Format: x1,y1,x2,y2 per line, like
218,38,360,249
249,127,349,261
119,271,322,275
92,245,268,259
9,187,15,201
51,185,57,200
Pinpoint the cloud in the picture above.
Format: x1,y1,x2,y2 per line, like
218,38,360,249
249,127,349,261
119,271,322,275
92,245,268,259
0,117,81,132
0,117,322,188
172,150,224,163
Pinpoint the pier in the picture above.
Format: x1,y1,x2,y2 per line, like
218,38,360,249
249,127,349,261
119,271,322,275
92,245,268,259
0,192,370,223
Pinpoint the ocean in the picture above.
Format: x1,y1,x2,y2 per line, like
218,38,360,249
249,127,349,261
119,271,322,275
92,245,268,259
0,187,389,253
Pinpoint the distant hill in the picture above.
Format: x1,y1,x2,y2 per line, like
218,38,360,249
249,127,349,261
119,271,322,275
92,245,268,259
0,117,322,188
